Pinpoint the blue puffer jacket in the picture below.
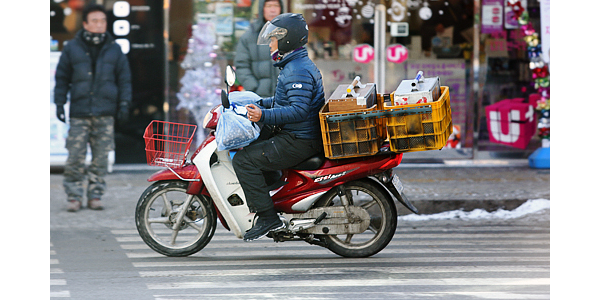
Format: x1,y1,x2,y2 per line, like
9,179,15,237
259,48,325,140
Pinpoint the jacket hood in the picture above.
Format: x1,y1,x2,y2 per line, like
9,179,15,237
252,0,285,31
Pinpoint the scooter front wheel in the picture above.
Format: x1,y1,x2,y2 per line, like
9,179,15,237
135,180,217,257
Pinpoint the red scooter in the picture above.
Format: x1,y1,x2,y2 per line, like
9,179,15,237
135,66,418,258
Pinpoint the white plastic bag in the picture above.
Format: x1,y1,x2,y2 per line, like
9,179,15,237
215,92,261,151
229,91,261,106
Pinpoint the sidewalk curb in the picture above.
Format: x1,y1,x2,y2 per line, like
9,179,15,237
397,159,530,168
396,199,533,216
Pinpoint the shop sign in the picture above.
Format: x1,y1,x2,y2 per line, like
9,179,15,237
390,22,409,37
481,0,503,34
386,44,408,64
215,2,234,36
485,98,536,149
353,44,374,63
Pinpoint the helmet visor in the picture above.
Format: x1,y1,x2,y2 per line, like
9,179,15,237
257,21,288,45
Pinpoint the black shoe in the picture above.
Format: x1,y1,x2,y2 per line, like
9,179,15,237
243,216,285,241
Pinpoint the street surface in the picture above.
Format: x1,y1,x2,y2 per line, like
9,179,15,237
50,167,550,299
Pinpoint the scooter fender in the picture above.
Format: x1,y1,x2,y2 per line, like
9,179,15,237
147,164,203,195
368,175,419,214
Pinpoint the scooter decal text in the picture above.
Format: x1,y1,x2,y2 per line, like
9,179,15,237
311,167,359,185
314,171,347,183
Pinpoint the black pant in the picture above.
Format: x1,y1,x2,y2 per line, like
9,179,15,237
232,130,322,213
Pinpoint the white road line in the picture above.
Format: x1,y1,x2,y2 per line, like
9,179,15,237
50,279,67,286
50,244,70,298
132,256,548,268
139,265,549,278
125,248,549,259
151,291,549,300
147,277,550,289
112,219,549,299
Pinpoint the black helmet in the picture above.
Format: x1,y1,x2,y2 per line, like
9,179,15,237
257,13,308,54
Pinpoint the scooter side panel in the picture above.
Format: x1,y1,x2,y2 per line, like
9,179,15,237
210,150,254,234
272,153,403,213
194,140,253,239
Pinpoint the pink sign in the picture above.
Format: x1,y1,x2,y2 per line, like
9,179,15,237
353,44,374,64
485,97,537,149
481,0,503,34
386,44,408,64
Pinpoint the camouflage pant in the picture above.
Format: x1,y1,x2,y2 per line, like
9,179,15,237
63,116,115,202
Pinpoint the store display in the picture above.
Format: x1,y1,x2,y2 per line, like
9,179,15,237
507,0,550,145
485,97,536,150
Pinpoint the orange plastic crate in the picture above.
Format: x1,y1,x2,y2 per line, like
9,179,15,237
384,86,453,153
319,102,382,159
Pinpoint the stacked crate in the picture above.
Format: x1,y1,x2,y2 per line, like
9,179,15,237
319,77,453,159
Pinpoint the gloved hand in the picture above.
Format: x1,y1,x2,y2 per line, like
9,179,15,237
56,105,66,123
117,102,129,124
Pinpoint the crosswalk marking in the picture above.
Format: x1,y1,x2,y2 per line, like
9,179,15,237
147,278,550,290
127,248,550,258
112,219,550,299
150,291,549,300
50,244,70,298
138,265,549,278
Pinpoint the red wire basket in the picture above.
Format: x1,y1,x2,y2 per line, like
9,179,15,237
143,120,197,168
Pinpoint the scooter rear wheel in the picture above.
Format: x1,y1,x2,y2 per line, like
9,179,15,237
135,180,217,257
315,180,397,258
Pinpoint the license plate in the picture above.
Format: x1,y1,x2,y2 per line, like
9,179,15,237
391,174,404,193
390,173,418,214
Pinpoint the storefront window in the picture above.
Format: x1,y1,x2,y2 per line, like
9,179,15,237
148,0,481,160
477,0,544,155
51,0,546,163
289,0,474,159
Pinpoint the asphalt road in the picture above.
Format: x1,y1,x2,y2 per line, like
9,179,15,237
49,166,550,229
48,166,551,299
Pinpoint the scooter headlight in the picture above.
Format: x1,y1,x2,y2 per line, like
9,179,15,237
202,105,222,129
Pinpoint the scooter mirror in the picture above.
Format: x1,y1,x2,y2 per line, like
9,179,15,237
225,65,236,87
221,89,230,109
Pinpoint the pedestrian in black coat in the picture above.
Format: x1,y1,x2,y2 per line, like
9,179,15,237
53,4,132,212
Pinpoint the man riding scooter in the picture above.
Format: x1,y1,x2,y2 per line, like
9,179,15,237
232,13,326,241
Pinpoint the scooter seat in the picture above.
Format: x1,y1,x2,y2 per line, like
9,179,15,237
291,153,325,170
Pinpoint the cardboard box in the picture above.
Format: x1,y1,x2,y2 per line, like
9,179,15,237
328,81,376,112
393,74,441,106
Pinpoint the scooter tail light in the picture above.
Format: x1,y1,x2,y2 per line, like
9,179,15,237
380,153,403,170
